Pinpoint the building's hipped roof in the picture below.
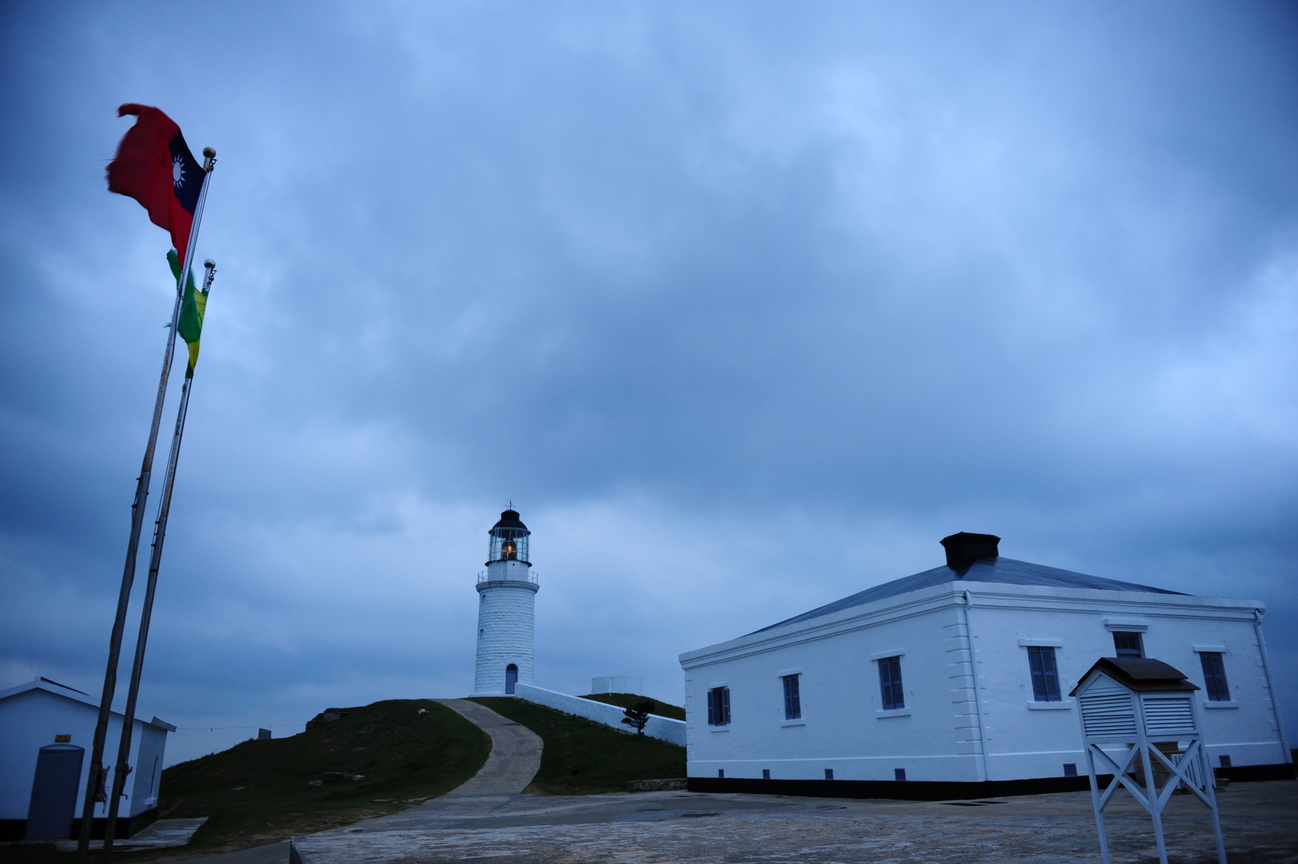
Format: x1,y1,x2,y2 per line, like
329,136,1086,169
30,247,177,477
752,556,1182,635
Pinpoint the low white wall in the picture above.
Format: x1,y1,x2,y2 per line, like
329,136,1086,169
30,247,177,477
513,683,686,747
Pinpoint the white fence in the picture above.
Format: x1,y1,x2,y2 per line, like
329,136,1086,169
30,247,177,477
513,683,686,747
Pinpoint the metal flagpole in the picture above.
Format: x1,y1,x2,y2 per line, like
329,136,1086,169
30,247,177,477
78,147,216,862
100,258,216,860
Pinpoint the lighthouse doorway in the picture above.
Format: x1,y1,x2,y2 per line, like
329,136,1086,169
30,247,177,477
505,664,519,694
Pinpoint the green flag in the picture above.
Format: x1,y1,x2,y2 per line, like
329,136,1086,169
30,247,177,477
168,250,207,378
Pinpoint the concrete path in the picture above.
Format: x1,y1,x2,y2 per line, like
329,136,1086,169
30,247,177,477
53,817,209,852
433,698,543,797
291,780,1298,864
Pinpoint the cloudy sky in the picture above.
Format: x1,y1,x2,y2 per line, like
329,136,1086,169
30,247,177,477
2,2,1295,766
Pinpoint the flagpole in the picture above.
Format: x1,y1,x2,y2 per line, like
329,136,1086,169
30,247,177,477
78,146,216,862
100,258,216,859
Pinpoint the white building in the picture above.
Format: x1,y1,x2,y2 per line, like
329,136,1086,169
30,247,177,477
678,533,1291,799
472,509,539,696
590,676,644,696
0,678,174,840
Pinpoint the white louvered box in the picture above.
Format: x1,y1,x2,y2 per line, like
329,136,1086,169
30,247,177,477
1076,671,1198,744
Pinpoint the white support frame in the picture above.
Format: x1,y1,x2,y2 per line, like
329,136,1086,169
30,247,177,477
1079,688,1226,864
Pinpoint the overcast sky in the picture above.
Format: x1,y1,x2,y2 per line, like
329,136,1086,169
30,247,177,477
2,2,1295,767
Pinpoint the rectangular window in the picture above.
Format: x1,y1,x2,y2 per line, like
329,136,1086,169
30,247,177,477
1063,763,1078,778
1200,652,1230,701
824,768,834,780
782,674,802,720
707,686,730,726
878,656,904,710
1113,632,1144,658
1027,646,1061,702
762,769,770,780
895,768,907,781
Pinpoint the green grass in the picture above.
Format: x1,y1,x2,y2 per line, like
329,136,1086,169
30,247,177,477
0,699,490,862
578,692,686,721
469,697,685,795
155,698,488,855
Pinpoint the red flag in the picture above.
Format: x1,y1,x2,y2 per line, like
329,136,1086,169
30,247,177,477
107,104,204,260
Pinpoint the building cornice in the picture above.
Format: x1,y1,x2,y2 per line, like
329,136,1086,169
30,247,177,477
679,582,1263,669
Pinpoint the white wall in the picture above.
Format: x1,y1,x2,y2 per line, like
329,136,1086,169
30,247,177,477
682,587,971,782
513,683,686,747
474,580,538,695
679,582,1289,784
590,676,643,695
966,588,1288,777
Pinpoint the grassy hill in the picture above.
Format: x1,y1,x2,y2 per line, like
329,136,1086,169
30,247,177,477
7,695,686,863
153,698,489,855
470,697,686,795
579,692,686,721
0,699,487,863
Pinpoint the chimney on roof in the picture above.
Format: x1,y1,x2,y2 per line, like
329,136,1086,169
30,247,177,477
941,532,1000,573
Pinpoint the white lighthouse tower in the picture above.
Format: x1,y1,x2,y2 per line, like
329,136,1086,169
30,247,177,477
472,508,539,696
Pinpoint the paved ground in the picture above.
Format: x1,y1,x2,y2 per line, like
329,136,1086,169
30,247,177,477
291,780,1298,864
53,818,209,852
182,700,1298,863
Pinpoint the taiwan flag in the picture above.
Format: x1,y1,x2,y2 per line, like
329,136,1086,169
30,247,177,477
107,104,203,262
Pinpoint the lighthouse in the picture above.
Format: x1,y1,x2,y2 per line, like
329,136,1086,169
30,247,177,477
472,508,539,696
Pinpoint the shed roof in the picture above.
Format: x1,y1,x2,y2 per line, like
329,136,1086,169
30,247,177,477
752,556,1182,635
1069,656,1199,696
0,678,175,732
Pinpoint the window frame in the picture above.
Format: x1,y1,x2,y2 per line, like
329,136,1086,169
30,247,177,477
707,685,731,727
877,656,904,711
1112,631,1144,658
1026,646,1062,702
781,674,802,720
1199,651,1230,702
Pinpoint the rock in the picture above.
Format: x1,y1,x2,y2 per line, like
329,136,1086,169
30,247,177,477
305,707,362,731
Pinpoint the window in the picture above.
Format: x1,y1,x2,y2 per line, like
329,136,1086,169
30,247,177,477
782,674,802,720
824,768,834,780
762,769,770,780
878,656,904,710
1027,646,1061,702
894,768,907,781
1113,632,1144,658
707,686,730,726
1200,652,1230,701
1063,763,1078,778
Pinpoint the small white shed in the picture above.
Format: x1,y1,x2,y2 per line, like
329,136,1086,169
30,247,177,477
0,678,175,840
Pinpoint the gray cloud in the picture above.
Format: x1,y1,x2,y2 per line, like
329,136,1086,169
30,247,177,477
2,1,1295,764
